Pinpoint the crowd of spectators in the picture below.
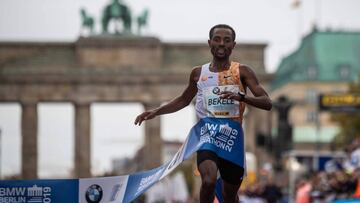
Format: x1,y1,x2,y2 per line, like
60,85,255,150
238,179,283,203
295,140,360,203
234,140,360,203
295,168,360,203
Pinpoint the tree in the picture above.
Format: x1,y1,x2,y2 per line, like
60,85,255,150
331,78,360,147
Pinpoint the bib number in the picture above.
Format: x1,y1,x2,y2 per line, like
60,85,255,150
204,85,240,118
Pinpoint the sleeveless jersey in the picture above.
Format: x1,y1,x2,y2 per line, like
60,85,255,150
195,62,246,122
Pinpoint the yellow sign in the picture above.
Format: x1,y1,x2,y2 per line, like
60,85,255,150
319,93,360,112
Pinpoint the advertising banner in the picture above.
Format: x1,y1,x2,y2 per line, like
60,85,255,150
0,118,244,203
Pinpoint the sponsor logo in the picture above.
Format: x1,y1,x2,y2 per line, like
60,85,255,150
109,184,122,202
27,185,43,203
214,112,229,116
0,185,52,203
136,170,163,195
201,75,214,81
212,87,220,95
85,184,103,203
199,122,238,152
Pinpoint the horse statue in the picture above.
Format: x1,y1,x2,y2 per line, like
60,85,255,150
102,0,132,34
136,9,149,35
80,8,95,35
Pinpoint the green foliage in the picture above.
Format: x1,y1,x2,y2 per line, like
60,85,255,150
332,113,360,146
331,78,360,147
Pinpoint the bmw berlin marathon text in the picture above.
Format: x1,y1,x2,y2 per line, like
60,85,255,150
0,185,52,203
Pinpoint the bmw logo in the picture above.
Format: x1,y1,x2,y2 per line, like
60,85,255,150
85,184,103,203
212,87,220,95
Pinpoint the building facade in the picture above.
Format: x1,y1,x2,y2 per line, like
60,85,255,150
270,29,360,169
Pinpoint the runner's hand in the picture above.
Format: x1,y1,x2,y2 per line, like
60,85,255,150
134,110,157,126
220,91,240,101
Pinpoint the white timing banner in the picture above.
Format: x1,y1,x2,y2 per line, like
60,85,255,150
0,117,245,203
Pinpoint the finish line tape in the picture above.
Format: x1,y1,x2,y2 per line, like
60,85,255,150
0,117,244,203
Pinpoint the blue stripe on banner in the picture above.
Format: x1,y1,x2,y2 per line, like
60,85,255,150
331,199,360,203
123,166,167,202
0,118,245,203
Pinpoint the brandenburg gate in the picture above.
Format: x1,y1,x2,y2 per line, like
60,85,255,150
0,36,271,179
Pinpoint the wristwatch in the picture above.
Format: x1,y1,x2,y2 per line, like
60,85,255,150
238,91,245,101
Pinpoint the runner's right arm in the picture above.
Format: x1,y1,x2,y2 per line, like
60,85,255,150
134,67,200,126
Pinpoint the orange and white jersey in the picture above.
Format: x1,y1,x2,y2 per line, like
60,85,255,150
195,62,246,122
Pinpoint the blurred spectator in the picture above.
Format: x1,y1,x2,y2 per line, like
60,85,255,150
261,176,283,203
351,168,360,198
296,178,312,203
351,141,360,169
343,145,356,174
239,183,265,203
325,157,343,173
309,172,328,203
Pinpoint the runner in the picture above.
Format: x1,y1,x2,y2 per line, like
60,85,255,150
135,24,272,203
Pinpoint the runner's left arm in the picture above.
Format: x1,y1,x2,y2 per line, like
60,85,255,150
134,67,199,125
220,65,272,111
239,65,272,110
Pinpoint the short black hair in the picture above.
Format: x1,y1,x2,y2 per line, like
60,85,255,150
209,24,236,41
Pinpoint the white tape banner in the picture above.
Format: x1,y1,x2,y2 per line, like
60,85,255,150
0,117,245,203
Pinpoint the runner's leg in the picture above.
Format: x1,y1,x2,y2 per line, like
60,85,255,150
222,180,242,203
218,157,244,203
197,151,219,203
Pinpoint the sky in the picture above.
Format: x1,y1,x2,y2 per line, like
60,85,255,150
0,0,360,177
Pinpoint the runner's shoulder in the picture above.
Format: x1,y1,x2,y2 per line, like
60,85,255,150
239,64,253,72
239,64,256,76
190,66,202,82
192,65,202,73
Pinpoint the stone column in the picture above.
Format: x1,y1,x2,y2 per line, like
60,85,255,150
74,103,91,178
143,102,162,170
21,102,38,179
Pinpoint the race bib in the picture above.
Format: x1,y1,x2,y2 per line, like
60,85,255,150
204,85,240,118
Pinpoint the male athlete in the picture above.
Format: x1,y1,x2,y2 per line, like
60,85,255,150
135,24,272,203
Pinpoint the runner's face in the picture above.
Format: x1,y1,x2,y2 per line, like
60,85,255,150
208,28,235,59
